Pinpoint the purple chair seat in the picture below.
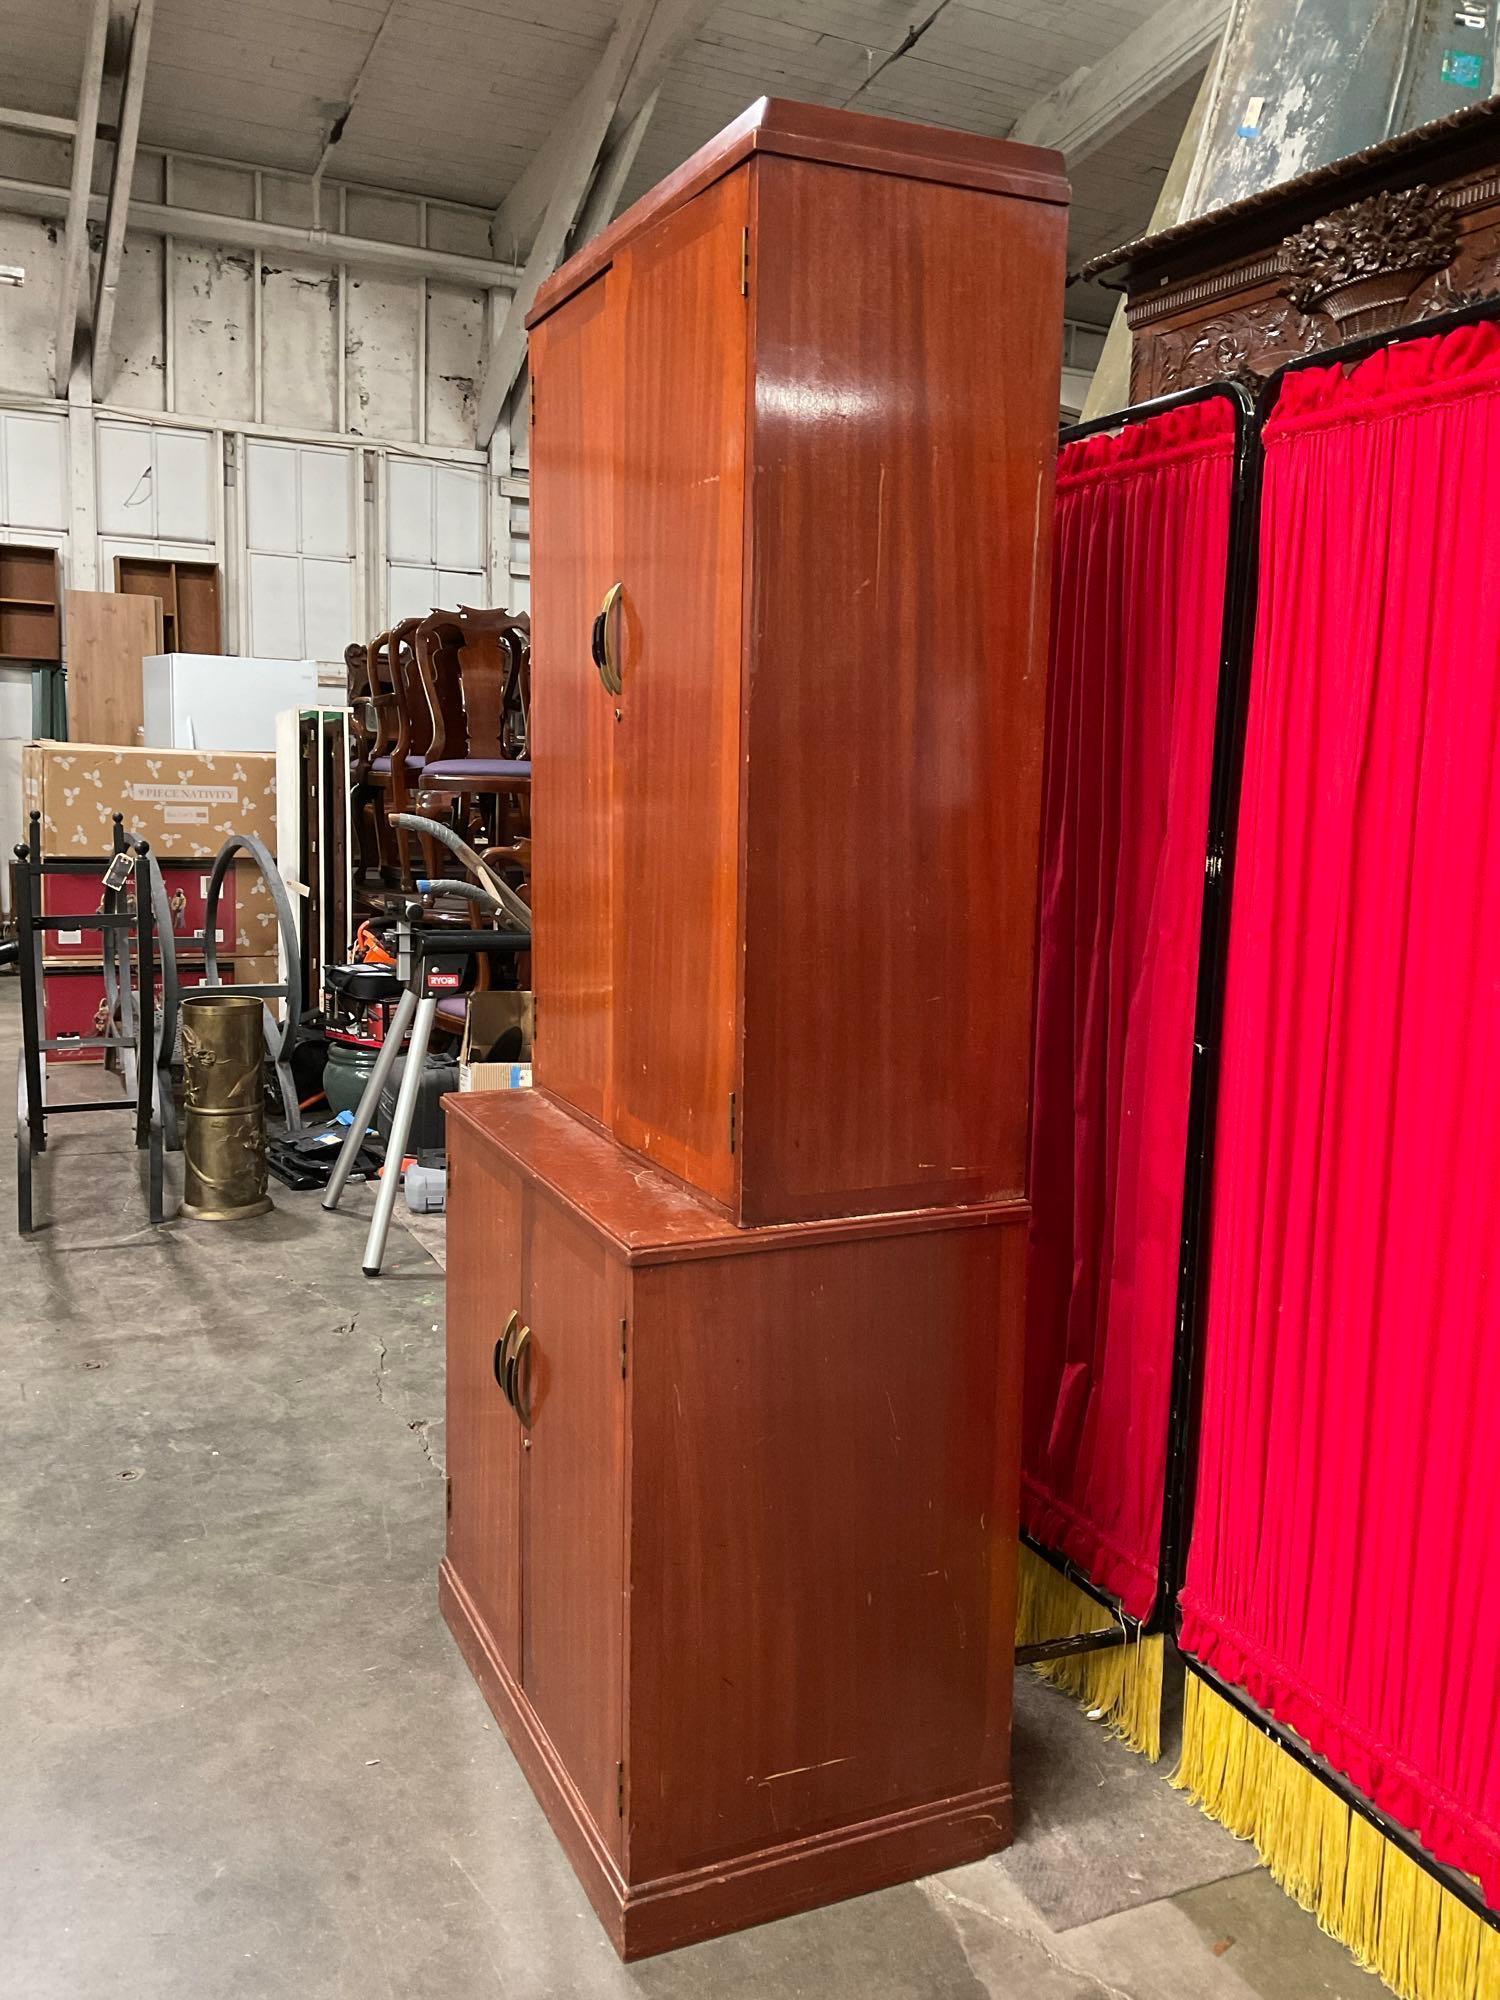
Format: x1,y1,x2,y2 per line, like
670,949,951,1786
420,758,532,784
369,753,427,776
435,995,468,1031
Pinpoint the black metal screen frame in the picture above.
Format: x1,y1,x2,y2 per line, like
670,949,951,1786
14,810,163,1231
1018,378,1262,1664
1172,290,1500,1936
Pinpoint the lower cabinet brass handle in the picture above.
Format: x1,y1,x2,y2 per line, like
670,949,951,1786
493,1310,519,1403
509,1324,534,1429
594,582,623,697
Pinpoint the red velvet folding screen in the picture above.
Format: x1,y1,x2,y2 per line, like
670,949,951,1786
1179,322,1500,1903
1024,400,1235,1623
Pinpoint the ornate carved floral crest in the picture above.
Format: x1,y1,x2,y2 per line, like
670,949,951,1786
1280,185,1460,321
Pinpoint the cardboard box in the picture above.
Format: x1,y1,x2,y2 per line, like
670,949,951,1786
42,858,236,965
458,991,533,1093
233,953,282,991
43,962,229,1062
233,859,278,958
22,741,277,858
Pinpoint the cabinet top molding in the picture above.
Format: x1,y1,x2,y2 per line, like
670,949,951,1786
528,95,1069,329
1079,93,1500,297
445,1091,1029,1267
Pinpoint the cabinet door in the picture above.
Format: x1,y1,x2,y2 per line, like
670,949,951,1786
444,1131,524,1675
520,1198,626,1854
610,167,749,1206
528,272,622,1127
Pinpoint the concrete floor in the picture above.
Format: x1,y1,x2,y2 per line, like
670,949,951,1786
0,985,1385,2000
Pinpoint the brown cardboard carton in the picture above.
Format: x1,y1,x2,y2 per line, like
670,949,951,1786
458,991,533,1092
233,953,282,989
21,741,277,858
233,860,279,958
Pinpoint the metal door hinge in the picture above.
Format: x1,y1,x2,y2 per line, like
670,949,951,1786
619,1316,628,1380
739,227,750,297
617,1760,625,1815
727,1091,737,1154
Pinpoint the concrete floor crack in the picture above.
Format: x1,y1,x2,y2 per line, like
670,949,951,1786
923,1878,1143,2000
407,1415,437,1472
372,1332,388,1403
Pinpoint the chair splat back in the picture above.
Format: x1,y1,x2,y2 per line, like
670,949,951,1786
416,614,468,763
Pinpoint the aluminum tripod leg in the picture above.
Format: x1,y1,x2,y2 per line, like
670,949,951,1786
362,992,436,1278
322,985,416,1212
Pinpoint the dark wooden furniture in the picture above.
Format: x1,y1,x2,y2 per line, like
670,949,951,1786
443,97,1068,1959
414,607,532,883
366,618,427,889
527,96,1069,1228
113,555,222,653
345,640,382,889
0,543,61,661
1079,96,1500,400
444,1089,1024,1959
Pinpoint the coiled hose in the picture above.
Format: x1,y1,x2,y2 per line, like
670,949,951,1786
388,814,532,934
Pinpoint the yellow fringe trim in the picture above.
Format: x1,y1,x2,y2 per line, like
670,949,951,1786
1014,1542,1164,1761
1173,1675,1500,2000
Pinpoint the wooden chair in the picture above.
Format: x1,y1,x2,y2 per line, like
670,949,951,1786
372,616,430,892
344,640,382,888
414,608,532,886
364,629,400,884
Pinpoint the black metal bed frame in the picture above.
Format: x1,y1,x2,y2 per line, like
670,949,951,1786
1022,299,1500,1934
13,811,163,1231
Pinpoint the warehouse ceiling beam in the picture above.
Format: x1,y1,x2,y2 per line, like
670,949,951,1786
474,0,716,445
0,107,78,140
308,0,404,218
1008,0,1230,163
52,0,111,395
0,176,522,290
91,0,156,401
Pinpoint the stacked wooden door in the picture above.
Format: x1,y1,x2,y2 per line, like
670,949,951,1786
444,97,1069,1958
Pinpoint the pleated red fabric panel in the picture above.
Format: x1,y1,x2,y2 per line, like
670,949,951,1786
1023,399,1235,1622
1180,321,1500,1902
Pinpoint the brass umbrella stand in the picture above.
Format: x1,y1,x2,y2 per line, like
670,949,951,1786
179,992,273,1222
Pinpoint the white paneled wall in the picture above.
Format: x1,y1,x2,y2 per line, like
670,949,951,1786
386,458,487,623
243,441,360,661
0,135,531,660
97,421,217,543
0,412,67,536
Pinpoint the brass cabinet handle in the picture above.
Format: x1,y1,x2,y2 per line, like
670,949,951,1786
493,1310,519,1403
509,1324,534,1429
590,583,623,697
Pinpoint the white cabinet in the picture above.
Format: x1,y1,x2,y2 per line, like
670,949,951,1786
142,652,321,752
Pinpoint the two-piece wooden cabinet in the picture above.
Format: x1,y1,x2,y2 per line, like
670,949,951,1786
528,98,1069,1226
443,97,1068,1958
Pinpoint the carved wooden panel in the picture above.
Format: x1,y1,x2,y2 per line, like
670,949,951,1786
1123,148,1500,402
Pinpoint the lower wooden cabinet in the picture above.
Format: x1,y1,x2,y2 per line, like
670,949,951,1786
442,1090,1026,1958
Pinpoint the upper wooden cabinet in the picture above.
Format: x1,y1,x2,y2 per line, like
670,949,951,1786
527,98,1069,1227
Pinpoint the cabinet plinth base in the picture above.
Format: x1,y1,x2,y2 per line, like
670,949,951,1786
440,1559,1014,1961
